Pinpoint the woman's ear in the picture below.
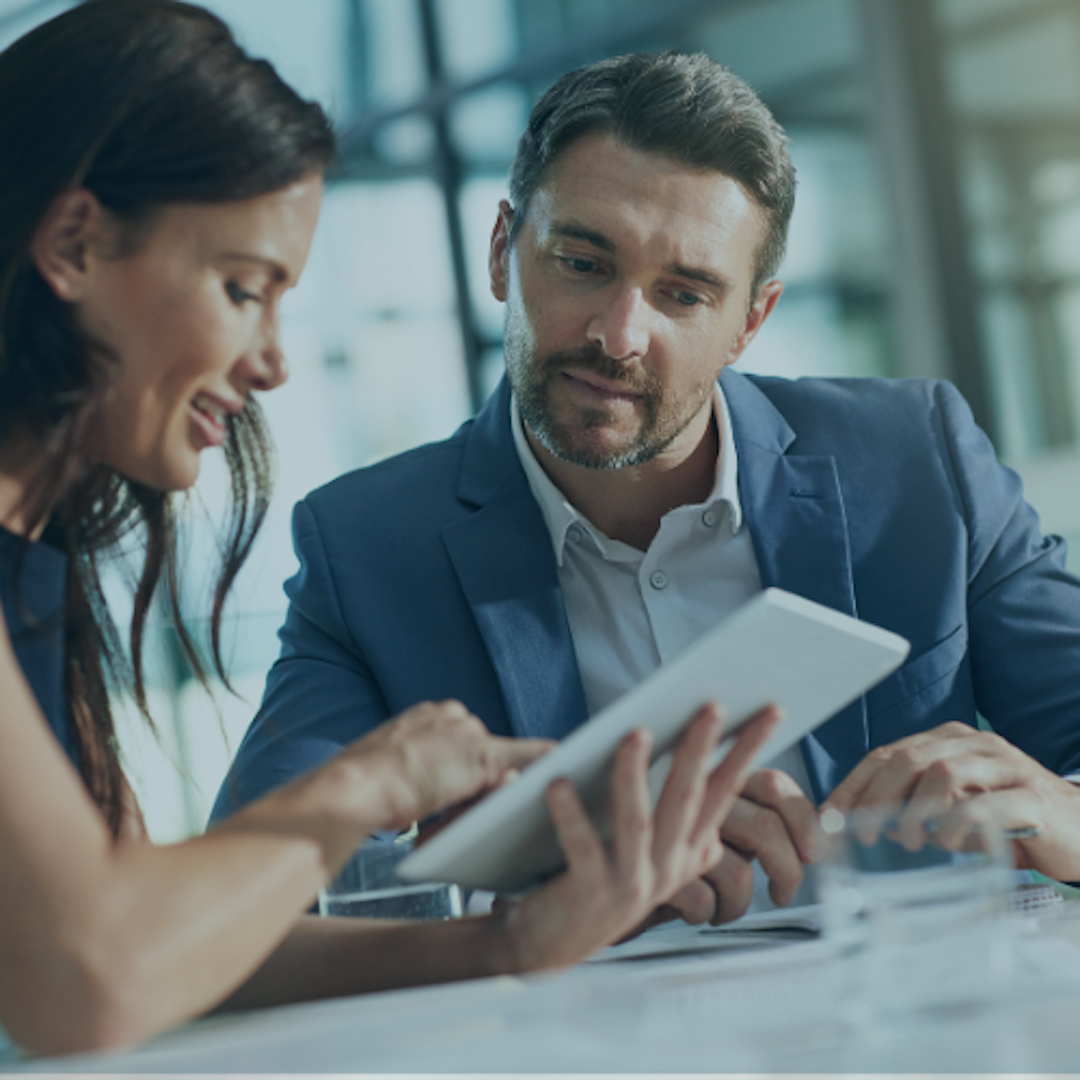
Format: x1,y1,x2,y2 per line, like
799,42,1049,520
29,189,105,302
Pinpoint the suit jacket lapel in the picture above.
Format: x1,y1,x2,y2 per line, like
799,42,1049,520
723,369,868,800
442,380,588,742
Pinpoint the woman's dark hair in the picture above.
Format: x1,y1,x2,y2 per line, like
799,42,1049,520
0,0,335,834
510,52,795,296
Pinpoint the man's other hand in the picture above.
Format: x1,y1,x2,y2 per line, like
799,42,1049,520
663,768,823,925
823,721,1080,881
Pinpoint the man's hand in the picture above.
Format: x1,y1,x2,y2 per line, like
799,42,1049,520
663,768,823,925
823,721,1080,881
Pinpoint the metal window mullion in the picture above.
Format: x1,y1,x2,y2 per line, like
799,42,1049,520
859,0,995,441
417,0,486,414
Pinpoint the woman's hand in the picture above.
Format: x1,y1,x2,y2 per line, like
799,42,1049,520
499,702,780,971
340,700,553,835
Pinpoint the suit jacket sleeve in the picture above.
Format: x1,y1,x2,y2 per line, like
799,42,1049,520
209,497,392,822
938,381,1080,774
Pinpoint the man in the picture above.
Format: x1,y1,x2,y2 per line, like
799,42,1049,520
213,52,1080,915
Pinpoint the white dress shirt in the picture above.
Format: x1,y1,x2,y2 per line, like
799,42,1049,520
511,385,816,913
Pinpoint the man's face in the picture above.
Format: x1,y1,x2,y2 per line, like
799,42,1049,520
489,132,782,471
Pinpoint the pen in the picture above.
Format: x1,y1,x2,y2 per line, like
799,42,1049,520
1003,825,1042,839
922,819,1043,840
822,806,1045,841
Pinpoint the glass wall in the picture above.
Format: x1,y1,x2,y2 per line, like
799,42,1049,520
941,0,1080,458
934,0,1080,578
4,0,1075,836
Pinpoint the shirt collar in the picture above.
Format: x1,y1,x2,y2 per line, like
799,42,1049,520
510,381,743,566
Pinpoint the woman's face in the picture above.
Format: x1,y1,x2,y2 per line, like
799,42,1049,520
72,175,323,491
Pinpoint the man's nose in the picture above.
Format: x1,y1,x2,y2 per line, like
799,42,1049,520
586,286,650,361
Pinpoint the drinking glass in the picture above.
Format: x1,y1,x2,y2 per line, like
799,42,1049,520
818,801,1015,1031
319,834,463,921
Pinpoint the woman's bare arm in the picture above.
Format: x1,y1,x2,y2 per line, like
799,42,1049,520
216,913,517,1011
0,604,546,1056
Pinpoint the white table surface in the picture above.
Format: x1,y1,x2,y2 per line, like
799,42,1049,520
13,903,1080,1074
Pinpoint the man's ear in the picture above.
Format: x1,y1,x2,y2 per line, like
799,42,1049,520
29,188,105,303
488,199,514,303
725,279,784,367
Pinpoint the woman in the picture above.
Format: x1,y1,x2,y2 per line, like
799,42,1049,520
0,0,777,1060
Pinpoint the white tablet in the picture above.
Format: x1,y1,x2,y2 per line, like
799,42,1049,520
396,588,909,894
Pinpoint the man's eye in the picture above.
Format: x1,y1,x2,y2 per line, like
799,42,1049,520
563,256,598,275
226,281,260,305
672,290,703,308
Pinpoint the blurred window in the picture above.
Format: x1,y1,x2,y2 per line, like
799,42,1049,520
13,0,1065,835
933,0,1080,567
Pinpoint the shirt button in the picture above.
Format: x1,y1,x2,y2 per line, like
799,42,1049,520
702,510,718,528
567,526,583,544
650,570,668,590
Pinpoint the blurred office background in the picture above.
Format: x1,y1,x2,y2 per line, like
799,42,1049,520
3,0,1080,838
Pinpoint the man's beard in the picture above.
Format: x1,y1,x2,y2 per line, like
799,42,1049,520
505,332,707,471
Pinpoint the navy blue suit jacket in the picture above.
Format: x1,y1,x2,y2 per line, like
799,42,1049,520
211,370,1080,820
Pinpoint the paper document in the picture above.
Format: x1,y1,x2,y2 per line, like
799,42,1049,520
588,906,824,963
699,903,823,938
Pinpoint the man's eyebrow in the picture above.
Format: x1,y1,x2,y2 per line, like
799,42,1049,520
550,221,617,254
667,263,729,291
549,222,729,291
219,252,289,283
